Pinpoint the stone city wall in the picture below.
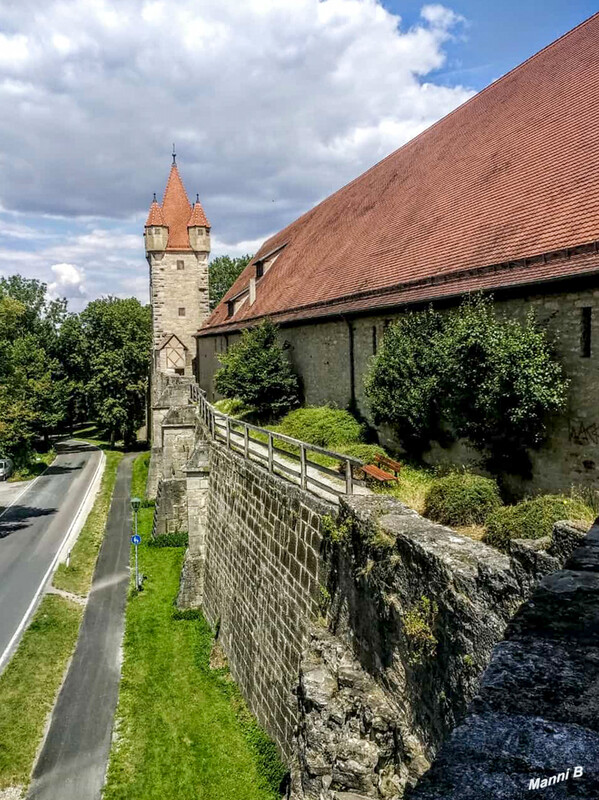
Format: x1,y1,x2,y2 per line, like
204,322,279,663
201,440,333,758
408,518,599,800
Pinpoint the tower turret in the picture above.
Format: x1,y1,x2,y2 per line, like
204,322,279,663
144,193,169,252
188,194,211,253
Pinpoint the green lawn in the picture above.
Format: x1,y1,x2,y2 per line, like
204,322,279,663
104,452,284,800
53,450,124,596
0,595,83,790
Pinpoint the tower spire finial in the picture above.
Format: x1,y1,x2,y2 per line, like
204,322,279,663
172,143,176,165
196,193,199,203
153,192,157,202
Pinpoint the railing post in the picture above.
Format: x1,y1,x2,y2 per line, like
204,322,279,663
300,444,307,490
244,425,249,458
268,432,273,473
345,459,353,495
210,410,215,439
226,416,231,449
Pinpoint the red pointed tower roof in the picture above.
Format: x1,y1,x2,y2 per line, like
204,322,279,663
161,163,193,250
188,194,210,229
145,194,166,227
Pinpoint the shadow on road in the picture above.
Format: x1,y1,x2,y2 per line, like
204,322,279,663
43,463,84,476
0,506,57,538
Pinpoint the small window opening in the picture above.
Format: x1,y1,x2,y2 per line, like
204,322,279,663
581,307,592,358
178,307,186,317
227,300,234,318
177,260,184,270
372,325,378,355
256,261,264,279
174,368,184,375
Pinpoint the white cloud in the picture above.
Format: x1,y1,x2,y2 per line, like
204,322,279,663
48,262,87,299
0,0,473,304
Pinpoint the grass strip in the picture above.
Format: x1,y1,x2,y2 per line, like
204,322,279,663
0,595,83,790
104,452,285,800
53,450,123,596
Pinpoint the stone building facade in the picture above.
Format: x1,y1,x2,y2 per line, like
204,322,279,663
197,272,599,494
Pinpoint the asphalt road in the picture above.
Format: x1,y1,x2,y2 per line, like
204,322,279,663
0,440,103,670
28,453,134,800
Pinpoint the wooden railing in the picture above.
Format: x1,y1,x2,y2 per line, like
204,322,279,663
191,387,364,498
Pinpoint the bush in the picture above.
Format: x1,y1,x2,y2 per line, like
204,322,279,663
214,319,299,420
336,443,387,463
365,295,568,471
483,495,594,551
213,397,254,419
424,473,502,526
275,406,365,448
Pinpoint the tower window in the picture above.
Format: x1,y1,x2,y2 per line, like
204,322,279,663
581,307,592,358
372,325,378,354
177,260,184,270
178,307,186,317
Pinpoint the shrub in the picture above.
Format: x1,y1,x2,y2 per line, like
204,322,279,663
483,494,594,551
424,472,502,526
365,295,568,471
275,406,365,448
213,397,254,419
214,319,299,420
336,443,387,463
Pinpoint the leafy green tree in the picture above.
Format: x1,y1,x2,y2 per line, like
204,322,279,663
214,319,299,420
365,296,568,472
209,254,252,309
80,297,151,446
0,280,70,458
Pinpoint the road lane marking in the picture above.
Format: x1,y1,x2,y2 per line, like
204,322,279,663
0,446,105,673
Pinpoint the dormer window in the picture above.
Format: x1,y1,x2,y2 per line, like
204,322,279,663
254,244,286,281
226,290,249,317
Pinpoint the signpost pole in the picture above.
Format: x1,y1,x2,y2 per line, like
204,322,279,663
131,497,142,591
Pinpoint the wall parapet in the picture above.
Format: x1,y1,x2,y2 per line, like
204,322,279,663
408,518,599,800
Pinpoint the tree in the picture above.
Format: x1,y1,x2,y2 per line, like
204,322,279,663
209,254,252,309
80,297,151,447
365,296,568,472
0,280,70,459
214,319,299,420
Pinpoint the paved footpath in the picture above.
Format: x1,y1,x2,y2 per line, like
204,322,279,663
28,453,135,800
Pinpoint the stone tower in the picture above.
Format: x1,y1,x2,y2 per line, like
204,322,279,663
144,155,211,387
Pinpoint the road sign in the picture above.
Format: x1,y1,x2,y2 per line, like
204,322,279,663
131,534,141,545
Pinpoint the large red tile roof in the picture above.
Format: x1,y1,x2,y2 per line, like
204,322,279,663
199,13,599,336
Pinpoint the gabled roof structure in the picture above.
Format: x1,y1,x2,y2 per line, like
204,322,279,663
199,13,599,336
145,163,210,251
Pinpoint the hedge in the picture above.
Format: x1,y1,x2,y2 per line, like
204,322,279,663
424,473,502,526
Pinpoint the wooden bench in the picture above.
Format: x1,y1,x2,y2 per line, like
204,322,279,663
362,454,402,483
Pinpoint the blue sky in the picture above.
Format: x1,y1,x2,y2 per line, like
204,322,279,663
0,0,595,310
